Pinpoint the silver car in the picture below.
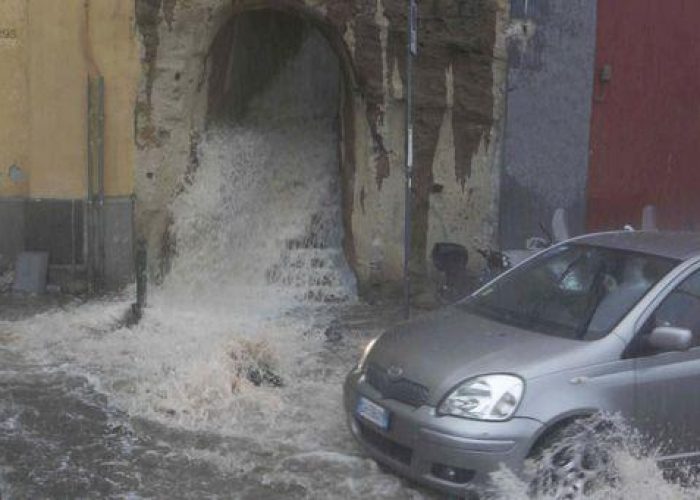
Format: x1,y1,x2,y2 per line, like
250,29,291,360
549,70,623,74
344,231,700,497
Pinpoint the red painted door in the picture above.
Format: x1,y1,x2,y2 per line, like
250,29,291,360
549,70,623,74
587,0,700,231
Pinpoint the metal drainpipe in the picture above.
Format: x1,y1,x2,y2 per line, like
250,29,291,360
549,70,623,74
96,76,105,291
71,199,76,277
87,75,105,293
86,77,95,293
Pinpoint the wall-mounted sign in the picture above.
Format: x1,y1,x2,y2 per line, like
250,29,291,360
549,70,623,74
409,0,418,56
0,27,18,45
0,28,17,39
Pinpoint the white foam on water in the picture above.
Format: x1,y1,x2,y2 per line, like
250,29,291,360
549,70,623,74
0,27,423,499
2,76,696,499
6,121,357,438
492,455,697,500
490,415,699,499
161,125,355,312
0,120,426,497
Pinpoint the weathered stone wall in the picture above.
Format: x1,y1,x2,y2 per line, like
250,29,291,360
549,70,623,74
134,0,507,295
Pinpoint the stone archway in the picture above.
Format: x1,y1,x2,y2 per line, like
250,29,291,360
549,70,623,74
134,1,361,287
137,2,366,298
134,0,506,298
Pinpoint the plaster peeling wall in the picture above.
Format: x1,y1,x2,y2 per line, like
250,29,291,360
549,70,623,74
134,0,506,295
427,3,508,276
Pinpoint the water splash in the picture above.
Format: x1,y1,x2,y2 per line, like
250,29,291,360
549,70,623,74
162,124,355,312
0,21,433,497
0,109,426,497
4,75,698,497
489,414,699,499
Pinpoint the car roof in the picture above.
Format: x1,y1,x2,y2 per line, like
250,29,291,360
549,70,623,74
571,230,700,261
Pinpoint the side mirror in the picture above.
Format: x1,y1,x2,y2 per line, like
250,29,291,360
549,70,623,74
641,204,658,231
552,208,570,243
648,326,692,352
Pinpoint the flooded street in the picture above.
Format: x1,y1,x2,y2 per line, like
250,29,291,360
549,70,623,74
2,0,700,498
0,100,431,498
2,296,700,499
1,121,700,499
0,122,698,500
0,298,430,499
0,21,697,498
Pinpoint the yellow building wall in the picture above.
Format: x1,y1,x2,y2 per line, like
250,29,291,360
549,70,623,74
0,0,29,197
0,0,138,200
88,0,140,197
27,0,87,198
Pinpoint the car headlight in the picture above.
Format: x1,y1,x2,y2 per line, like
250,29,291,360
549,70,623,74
357,337,378,371
437,374,524,421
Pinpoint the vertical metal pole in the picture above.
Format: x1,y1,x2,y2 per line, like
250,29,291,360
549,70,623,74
404,0,417,319
87,75,105,293
71,199,76,277
96,76,105,291
132,237,148,323
86,77,95,294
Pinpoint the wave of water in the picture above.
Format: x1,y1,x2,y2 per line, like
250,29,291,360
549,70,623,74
2,124,699,497
10,121,358,435
163,124,355,309
0,121,427,498
490,414,698,499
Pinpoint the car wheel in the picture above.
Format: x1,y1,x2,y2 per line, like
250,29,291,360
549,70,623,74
527,417,618,500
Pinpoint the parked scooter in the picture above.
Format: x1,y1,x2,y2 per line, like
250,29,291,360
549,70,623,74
431,208,572,304
432,205,658,304
474,205,658,286
431,242,470,304
475,207,571,285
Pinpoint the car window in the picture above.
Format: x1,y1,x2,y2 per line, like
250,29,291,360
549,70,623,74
462,244,677,341
630,268,700,357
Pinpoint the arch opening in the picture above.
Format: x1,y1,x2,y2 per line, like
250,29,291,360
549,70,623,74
163,8,357,304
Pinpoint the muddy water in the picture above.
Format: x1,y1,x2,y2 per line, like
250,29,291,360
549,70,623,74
1,62,698,500
4,296,700,500
0,302,429,499
0,116,428,498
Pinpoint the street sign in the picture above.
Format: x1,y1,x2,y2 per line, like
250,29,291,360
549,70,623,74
409,0,418,56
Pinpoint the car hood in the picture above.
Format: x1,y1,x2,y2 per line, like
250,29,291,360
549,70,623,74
366,306,618,406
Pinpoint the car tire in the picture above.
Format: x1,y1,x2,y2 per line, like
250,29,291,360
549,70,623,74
526,416,619,500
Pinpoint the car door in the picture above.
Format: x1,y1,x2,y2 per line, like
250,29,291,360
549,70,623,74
629,266,700,456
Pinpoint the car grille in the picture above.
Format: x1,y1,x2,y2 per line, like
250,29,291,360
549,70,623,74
356,420,413,465
365,363,429,407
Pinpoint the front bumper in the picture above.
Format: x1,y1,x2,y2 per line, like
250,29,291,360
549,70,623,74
344,370,543,496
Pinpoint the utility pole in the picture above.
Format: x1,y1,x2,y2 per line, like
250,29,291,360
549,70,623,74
403,0,417,320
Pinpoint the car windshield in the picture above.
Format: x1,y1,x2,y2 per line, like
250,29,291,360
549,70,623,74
461,244,678,340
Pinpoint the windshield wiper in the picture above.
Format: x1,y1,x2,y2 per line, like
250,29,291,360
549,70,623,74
576,262,608,339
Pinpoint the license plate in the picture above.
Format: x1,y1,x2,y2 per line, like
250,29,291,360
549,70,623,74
355,396,390,430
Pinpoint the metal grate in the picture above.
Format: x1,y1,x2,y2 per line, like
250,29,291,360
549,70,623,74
357,420,413,466
365,363,429,407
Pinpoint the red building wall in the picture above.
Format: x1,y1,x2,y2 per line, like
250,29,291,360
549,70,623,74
587,0,700,231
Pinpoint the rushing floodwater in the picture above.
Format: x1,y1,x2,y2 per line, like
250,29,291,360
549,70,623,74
1,124,699,498
0,124,426,499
